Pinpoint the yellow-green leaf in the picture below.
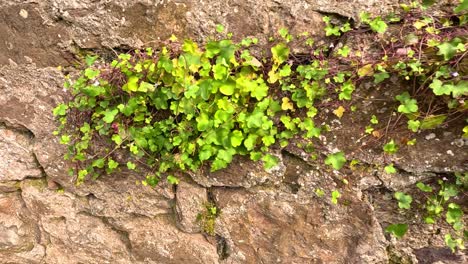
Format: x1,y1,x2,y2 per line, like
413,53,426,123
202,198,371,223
358,64,374,77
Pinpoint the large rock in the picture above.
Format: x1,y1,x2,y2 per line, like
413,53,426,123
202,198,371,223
18,178,134,263
0,0,402,67
0,124,42,182
0,64,74,190
214,189,388,263
175,179,209,233
0,3,72,67
3,176,219,264
115,216,219,263
0,191,44,263
211,154,388,263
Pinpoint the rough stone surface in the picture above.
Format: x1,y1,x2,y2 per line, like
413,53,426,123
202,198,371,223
0,0,402,67
213,188,388,263
0,192,43,262
116,216,219,264
175,179,208,233
0,0,466,263
0,124,42,181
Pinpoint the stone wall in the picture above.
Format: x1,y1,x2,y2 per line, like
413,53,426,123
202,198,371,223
0,1,466,263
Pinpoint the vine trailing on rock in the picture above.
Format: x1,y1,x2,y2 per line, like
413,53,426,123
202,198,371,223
54,0,467,248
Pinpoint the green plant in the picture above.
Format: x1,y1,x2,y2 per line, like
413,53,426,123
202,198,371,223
417,178,466,252
197,203,220,235
323,16,351,37
395,92,418,114
331,190,341,204
383,140,399,154
390,174,466,251
360,12,388,34
167,175,179,185
55,34,332,185
454,0,468,13
384,164,397,174
394,192,413,209
386,223,409,238
325,152,347,170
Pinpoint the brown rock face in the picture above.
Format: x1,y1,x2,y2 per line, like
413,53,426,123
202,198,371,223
213,188,387,263
0,192,42,262
175,179,209,233
0,124,42,181
0,0,466,264
0,4,71,67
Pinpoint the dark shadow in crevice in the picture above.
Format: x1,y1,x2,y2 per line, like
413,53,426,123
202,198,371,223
215,234,229,260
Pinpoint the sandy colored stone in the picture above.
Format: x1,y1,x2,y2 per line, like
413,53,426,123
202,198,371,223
0,124,42,182
175,179,208,233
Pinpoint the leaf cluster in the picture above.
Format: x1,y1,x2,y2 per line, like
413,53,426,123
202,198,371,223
54,35,330,185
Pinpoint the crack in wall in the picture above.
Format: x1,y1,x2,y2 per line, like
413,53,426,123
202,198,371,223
9,183,49,261
0,121,34,137
77,211,135,262
215,234,229,261
205,187,232,261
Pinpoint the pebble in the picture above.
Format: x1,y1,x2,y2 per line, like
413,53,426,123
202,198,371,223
24,56,33,64
425,133,436,140
8,58,17,67
446,150,454,156
19,9,28,19
452,138,464,148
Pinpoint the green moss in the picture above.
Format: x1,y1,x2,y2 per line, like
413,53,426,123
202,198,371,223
387,246,413,264
0,181,22,192
197,203,220,235
24,178,47,192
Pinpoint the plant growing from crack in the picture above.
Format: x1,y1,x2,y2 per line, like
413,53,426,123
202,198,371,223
197,203,220,235
386,173,466,252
